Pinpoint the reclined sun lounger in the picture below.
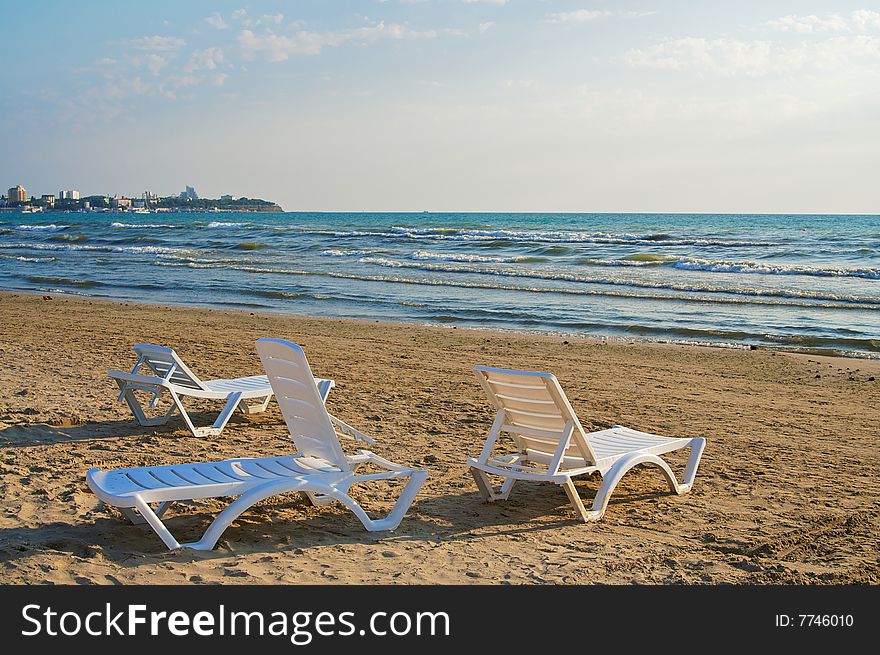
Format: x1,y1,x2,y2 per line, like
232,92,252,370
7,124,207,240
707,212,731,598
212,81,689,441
467,366,705,521
87,338,428,551
108,343,334,438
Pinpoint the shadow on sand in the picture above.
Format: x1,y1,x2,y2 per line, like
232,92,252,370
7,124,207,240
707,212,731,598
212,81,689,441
0,471,681,569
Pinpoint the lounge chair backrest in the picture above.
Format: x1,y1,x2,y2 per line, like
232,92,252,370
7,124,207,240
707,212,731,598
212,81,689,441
474,366,598,468
256,338,350,471
132,344,206,391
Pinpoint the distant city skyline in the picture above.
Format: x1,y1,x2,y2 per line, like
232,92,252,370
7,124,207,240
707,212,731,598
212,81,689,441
1,1,879,213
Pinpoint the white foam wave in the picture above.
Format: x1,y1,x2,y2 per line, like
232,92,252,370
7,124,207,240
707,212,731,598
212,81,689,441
206,221,245,228
410,250,524,263
111,222,177,229
369,226,774,247
0,242,179,255
355,256,880,305
673,258,880,280
321,249,375,257
15,224,65,231
16,256,57,263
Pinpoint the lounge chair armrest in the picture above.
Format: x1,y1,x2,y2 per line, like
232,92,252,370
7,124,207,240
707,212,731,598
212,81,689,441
108,369,170,387
329,414,376,445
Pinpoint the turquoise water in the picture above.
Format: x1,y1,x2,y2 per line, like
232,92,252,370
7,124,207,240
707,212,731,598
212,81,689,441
1,212,878,357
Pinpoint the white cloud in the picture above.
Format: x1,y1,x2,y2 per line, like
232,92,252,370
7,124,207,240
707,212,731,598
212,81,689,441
545,9,611,24
205,12,229,30
502,79,536,89
767,9,880,34
767,14,849,33
622,35,880,76
184,47,224,73
142,54,168,75
126,35,186,52
852,9,880,31
625,11,658,19
239,21,461,61
479,21,495,34
463,0,509,5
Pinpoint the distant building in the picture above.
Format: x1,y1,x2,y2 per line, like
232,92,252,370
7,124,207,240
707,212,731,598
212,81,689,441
40,194,56,206
179,185,198,201
59,189,81,200
8,185,26,203
110,196,131,209
221,194,238,201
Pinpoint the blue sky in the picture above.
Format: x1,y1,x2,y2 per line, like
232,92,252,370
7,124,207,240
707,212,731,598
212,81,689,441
1,1,878,212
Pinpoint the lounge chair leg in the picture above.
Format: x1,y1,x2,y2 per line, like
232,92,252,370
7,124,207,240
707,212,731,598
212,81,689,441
470,468,516,502
500,477,517,498
588,451,699,521
340,470,429,532
119,501,175,526
240,394,272,415
676,437,706,494
114,379,176,427
210,392,243,433
561,479,590,522
180,470,428,551
168,389,222,438
304,492,337,506
470,468,495,501
132,496,182,550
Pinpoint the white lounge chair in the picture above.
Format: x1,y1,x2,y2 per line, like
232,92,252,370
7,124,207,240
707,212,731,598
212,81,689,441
467,366,706,522
87,338,428,551
108,343,334,438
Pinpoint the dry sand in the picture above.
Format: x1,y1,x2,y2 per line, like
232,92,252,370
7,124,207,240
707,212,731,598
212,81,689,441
0,292,877,584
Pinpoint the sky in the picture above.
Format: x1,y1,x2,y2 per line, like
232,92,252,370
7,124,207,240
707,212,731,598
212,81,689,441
1,1,878,213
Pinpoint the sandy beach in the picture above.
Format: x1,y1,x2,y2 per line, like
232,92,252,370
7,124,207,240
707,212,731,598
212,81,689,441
0,291,877,585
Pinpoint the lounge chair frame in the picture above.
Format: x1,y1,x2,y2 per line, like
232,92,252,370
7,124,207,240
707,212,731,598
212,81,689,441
467,366,706,521
108,344,333,437
88,339,426,550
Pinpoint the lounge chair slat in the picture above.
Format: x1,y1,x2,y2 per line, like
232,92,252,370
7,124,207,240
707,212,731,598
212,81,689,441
126,470,167,490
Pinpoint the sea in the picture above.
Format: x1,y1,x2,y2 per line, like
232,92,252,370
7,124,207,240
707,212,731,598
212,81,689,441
0,212,877,358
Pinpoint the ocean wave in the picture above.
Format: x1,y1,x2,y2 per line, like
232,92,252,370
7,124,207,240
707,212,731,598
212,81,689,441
15,224,66,231
305,226,775,247
50,234,87,242
672,258,880,280
206,221,245,228
111,222,177,229
154,259,880,308
572,255,880,279
0,242,179,255
25,276,104,288
0,253,58,263
378,226,776,247
410,250,531,264
355,256,880,305
321,249,376,257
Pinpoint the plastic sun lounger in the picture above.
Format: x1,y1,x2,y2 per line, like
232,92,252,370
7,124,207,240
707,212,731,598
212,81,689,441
87,338,428,551
108,343,334,438
467,366,706,522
